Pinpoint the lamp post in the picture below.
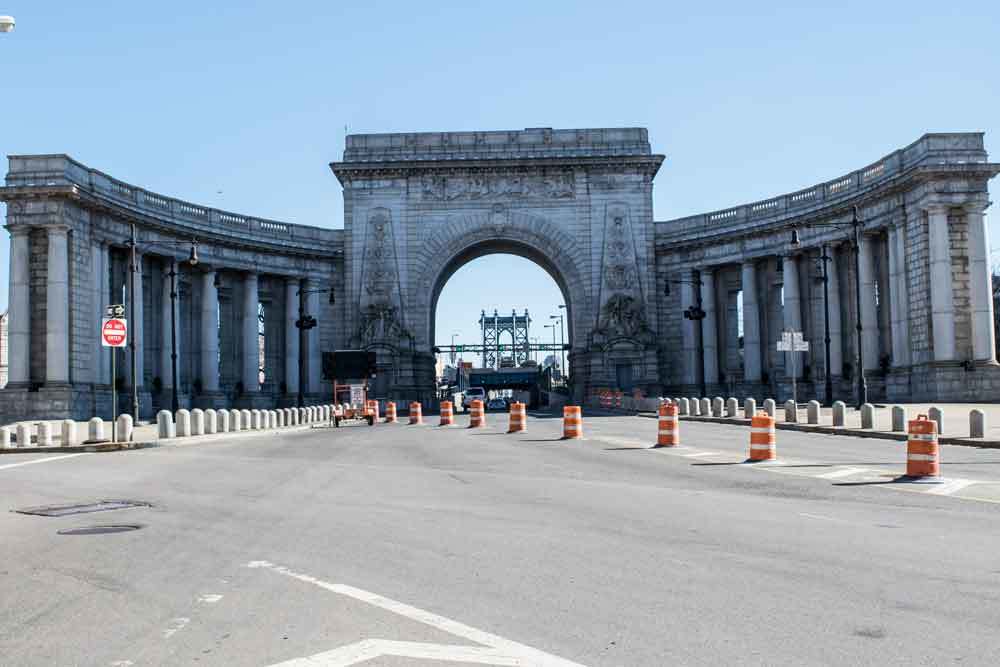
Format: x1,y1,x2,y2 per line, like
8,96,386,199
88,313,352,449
450,332,460,365
125,223,199,425
791,205,867,409
544,324,558,386
295,285,335,408
550,312,565,381
664,275,707,398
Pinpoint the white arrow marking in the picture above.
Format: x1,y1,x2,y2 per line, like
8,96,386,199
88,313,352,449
252,561,585,666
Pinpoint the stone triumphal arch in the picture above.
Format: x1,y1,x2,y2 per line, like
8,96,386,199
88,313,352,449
2,128,999,420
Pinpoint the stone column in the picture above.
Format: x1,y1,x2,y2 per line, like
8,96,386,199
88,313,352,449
826,246,843,377
305,280,322,395
131,252,145,390
242,272,259,393
700,269,718,387
7,228,31,386
887,224,911,367
160,260,180,391
927,204,956,361
285,278,300,395
857,234,880,370
200,270,220,392
781,255,801,377
741,261,762,382
92,242,111,385
46,226,70,384
966,202,996,361
680,276,700,386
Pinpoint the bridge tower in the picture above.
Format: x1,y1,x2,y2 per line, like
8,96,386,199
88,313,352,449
480,309,531,369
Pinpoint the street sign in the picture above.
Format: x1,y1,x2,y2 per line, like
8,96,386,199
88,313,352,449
101,317,128,348
105,303,125,318
793,341,810,352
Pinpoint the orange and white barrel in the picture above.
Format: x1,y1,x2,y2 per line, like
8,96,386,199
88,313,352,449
656,401,679,447
507,401,527,433
562,406,582,439
440,400,454,426
409,401,423,425
385,401,397,423
366,400,380,422
615,391,623,409
469,400,485,428
907,414,939,478
748,411,776,461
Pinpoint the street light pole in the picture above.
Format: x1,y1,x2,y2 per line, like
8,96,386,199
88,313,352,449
820,245,833,407
852,207,868,409
168,261,179,413
129,223,139,432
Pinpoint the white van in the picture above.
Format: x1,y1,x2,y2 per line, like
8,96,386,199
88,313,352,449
462,387,486,409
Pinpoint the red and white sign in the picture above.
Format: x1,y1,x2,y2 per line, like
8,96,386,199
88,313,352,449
101,317,128,348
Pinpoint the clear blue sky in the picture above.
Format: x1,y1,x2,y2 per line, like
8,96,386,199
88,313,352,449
2,0,999,357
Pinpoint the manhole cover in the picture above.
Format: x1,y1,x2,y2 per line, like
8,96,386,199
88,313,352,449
13,499,152,517
58,524,143,535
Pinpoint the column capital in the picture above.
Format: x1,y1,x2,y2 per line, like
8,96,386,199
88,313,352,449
923,202,951,215
963,199,990,215
6,224,32,237
44,223,71,236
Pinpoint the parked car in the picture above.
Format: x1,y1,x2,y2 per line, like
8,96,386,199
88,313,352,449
486,397,507,411
462,387,486,409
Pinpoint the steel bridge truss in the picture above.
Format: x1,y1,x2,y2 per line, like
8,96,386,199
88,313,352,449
479,309,531,369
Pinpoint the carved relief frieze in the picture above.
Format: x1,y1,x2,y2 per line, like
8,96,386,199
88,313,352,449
420,172,574,201
356,208,412,348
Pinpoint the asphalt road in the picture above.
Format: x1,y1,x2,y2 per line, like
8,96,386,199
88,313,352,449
3,411,1000,666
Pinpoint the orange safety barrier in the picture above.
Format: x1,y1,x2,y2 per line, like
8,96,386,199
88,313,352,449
366,400,380,422
507,401,527,433
656,401,679,447
440,400,454,426
468,399,486,428
614,391,623,409
748,411,776,461
907,414,939,478
562,405,582,439
385,401,397,423
409,401,423,425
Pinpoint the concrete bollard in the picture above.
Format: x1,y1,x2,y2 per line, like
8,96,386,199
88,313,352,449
228,409,240,431
744,397,757,418
700,398,711,416
677,397,689,416
251,409,261,430
61,419,79,447
712,397,724,417
290,408,298,426
218,410,230,433
271,410,279,428
725,397,738,418
204,409,217,434
928,406,943,434
157,410,174,438
240,409,252,430
320,405,328,421
689,397,700,415
176,409,192,437
0,426,11,448
275,409,284,428
784,400,797,423
763,399,776,417
16,423,31,447
192,408,205,436
88,417,104,442
807,400,820,425
300,407,308,424
832,401,846,427
116,414,133,442
861,403,875,429
891,405,906,432
37,422,53,446
970,409,986,439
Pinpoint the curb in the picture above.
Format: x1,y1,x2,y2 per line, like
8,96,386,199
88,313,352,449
628,411,1000,449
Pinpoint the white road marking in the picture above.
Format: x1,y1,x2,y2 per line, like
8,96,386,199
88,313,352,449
162,617,190,639
924,478,977,496
197,594,223,603
249,561,584,667
814,467,868,479
799,513,852,523
0,453,87,471
681,451,719,458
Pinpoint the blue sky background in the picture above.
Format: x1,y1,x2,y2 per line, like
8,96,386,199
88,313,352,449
1,1,998,363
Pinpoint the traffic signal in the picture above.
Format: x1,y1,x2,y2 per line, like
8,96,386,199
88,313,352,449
295,315,318,330
683,306,706,321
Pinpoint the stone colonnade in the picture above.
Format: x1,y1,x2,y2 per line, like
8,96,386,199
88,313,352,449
0,155,341,421
657,132,1000,403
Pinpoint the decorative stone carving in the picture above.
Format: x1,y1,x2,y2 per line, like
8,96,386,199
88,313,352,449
420,173,574,201
358,303,412,345
594,202,650,345
356,208,411,348
597,293,649,338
